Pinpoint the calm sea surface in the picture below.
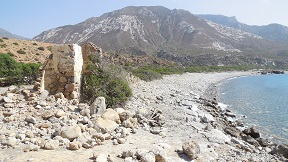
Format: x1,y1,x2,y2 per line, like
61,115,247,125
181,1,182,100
217,74,288,143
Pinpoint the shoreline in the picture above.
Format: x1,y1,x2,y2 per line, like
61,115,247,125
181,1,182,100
212,73,288,146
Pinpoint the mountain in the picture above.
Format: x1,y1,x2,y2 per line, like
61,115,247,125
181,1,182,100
0,28,28,40
33,6,288,66
198,14,288,42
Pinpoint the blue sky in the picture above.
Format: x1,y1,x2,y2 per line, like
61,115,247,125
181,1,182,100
1,0,287,38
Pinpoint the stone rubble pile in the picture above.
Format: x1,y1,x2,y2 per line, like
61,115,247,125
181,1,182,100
0,85,167,157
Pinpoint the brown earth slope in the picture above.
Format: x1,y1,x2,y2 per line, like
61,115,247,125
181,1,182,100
0,37,55,63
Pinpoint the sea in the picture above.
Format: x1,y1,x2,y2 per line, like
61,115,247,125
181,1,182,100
217,74,288,144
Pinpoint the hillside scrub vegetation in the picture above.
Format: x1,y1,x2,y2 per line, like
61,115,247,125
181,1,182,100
0,53,41,86
81,54,132,108
131,65,268,81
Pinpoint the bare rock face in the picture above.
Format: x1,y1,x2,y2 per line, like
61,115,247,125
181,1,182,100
89,97,106,116
182,141,200,160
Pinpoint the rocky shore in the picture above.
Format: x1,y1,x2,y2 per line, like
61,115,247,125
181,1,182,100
0,71,287,162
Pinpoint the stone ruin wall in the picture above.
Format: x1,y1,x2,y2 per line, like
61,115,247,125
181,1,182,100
39,43,102,99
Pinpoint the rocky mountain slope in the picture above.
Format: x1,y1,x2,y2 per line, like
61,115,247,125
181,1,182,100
0,37,54,63
0,28,28,40
198,14,288,43
33,6,288,66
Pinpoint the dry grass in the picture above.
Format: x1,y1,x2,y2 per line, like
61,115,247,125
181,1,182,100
0,37,56,63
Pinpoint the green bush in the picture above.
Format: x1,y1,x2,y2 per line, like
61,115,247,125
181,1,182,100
7,52,14,57
2,37,9,40
32,43,38,45
82,54,132,108
0,39,3,42
37,47,45,51
12,42,19,45
0,54,22,78
0,53,41,86
17,50,26,54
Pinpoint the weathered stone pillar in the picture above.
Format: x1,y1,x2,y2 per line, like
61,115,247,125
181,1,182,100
41,44,83,99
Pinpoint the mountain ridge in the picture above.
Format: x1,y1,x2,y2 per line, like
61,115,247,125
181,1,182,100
0,28,28,40
198,14,288,42
33,6,288,67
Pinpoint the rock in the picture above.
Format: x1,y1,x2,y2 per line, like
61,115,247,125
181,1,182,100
54,93,65,99
25,116,37,124
150,127,162,134
89,97,106,115
257,138,270,147
93,151,101,159
182,141,200,160
68,141,81,150
42,110,54,120
93,117,118,133
201,114,215,123
96,153,108,162
205,129,231,144
135,150,155,162
60,125,82,141
243,127,260,138
6,137,18,147
153,149,168,162
117,138,126,144
3,103,14,108
270,144,288,158
44,140,60,150
224,127,241,138
101,108,120,124
25,130,34,138
3,97,14,103
55,109,65,118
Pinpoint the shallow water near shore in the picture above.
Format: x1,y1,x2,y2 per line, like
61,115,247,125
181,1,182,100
217,74,288,144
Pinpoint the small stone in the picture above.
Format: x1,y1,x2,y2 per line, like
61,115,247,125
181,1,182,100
93,117,118,133
3,96,14,103
25,116,37,124
7,137,18,147
44,140,60,150
101,108,120,124
68,141,81,150
60,125,82,141
4,103,14,108
117,138,126,144
96,153,108,162
89,97,106,115
55,109,65,118
25,130,34,138
42,110,54,120
93,152,101,159
182,141,200,160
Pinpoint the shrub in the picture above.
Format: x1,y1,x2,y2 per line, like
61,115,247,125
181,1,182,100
17,50,26,54
7,52,14,57
2,37,9,40
37,47,45,51
32,43,38,45
12,42,19,45
0,53,41,85
0,44,7,48
0,39,3,42
82,54,132,108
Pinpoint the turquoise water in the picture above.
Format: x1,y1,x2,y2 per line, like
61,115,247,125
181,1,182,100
217,74,288,143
